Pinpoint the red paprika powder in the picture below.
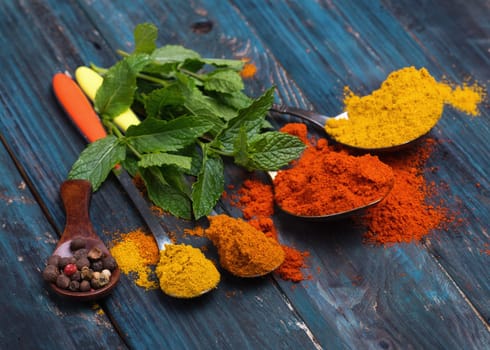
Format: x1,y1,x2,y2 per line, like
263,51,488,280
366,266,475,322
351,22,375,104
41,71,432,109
273,127,394,216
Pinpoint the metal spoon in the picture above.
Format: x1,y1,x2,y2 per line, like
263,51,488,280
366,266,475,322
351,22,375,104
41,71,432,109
267,171,393,221
53,72,218,298
49,179,121,301
270,104,433,152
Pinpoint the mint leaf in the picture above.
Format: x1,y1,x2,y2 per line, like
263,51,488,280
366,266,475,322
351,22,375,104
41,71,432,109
95,59,136,119
233,125,249,166
138,153,192,170
204,69,244,94
126,115,213,152
125,53,151,73
192,153,224,219
68,136,126,190
216,87,275,152
202,58,244,70
240,131,305,170
140,166,192,219
151,45,201,64
144,86,186,119
133,23,158,54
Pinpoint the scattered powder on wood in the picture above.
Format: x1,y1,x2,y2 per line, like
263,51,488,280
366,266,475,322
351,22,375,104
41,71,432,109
362,139,452,244
110,228,159,289
240,58,257,79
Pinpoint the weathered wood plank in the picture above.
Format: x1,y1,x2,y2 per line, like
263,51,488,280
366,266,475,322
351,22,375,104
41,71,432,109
73,0,489,348
0,0,488,349
0,136,127,349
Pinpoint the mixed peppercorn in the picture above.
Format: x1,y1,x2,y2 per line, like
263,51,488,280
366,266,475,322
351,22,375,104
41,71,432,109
42,237,117,292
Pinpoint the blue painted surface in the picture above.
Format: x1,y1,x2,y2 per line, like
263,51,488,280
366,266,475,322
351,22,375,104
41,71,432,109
0,0,488,349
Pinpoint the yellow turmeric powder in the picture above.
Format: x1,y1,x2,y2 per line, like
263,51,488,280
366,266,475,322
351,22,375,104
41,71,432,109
110,229,159,290
206,214,285,277
155,244,220,298
325,66,485,149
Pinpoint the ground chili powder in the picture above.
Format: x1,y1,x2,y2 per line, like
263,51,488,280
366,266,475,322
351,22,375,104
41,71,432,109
362,139,451,244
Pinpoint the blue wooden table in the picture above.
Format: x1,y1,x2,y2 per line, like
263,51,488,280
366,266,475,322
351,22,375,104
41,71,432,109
1,1,489,349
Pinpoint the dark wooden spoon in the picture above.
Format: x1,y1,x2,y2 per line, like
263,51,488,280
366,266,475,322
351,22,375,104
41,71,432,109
49,179,120,301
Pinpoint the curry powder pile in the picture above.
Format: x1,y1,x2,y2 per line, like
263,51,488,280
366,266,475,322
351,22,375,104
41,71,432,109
325,66,485,149
156,244,220,298
206,214,285,277
231,177,312,282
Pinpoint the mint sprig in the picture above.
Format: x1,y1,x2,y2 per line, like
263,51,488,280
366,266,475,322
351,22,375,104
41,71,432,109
68,22,305,219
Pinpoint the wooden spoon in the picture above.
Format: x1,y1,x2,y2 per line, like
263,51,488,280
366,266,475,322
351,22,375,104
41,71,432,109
49,179,120,301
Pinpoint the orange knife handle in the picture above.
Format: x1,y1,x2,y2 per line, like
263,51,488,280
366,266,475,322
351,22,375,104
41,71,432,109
52,73,107,142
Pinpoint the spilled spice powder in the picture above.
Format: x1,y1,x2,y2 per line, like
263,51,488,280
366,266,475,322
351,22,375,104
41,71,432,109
110,228,159,289
240,58,257,79
362,139,451,244
231,176,311,282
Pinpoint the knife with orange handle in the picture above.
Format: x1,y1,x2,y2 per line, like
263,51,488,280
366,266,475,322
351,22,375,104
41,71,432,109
52,72,172,250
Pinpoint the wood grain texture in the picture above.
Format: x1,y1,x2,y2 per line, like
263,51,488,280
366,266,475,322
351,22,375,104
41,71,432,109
230,0,490,326
0,0,488,349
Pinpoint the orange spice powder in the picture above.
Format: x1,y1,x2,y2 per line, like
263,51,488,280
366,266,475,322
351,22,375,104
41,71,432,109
240,58,257,79
231,175,311,282
363,139,451,244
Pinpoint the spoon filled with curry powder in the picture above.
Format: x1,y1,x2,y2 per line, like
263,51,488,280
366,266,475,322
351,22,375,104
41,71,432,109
53,72,220,298
204,214,285,278
271,67,484,152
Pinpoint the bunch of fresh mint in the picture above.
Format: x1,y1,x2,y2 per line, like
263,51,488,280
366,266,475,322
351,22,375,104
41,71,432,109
68,23,305,219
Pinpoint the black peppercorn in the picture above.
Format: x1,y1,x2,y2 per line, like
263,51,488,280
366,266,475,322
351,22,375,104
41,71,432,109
91,260,104,272
56,274,70,289
68,280,80,291
73,248,89,260
42,264,59,283
79,280,91,292
70,238,87,251
70,271,81,281
102,256,117,271
76,257,90,270
47,255,61,267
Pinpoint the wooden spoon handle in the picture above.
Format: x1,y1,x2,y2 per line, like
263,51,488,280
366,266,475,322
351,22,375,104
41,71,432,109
59,179,97,242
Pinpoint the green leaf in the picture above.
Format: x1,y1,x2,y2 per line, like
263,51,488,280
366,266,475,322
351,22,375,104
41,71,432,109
125,53,151,73
95,59,137,119
133,23,158,54
68,136,126,190
204,69,244,94
216,87,275,152
144,86,186,119
151,45,201,64
140,167,192,219
242,131,305,170
233,125,249,166
202,58,244,71
138,153,192,170
192,153,224,219
126,115,213,153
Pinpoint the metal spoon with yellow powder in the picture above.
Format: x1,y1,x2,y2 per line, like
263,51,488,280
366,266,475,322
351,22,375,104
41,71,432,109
272,67,483,151
53,71,219,298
